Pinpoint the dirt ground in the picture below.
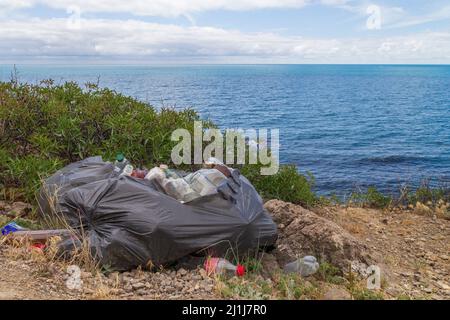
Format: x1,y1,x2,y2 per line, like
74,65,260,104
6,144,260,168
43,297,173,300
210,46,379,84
0,202,448,300
319,206,449,299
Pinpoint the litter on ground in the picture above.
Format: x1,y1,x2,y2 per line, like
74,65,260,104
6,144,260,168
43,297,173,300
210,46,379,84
35,156,278,271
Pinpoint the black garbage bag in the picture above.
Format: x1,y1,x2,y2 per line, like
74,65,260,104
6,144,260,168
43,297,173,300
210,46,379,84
38,157,277,271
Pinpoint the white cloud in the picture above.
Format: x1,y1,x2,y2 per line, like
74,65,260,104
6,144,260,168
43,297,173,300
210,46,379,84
0,18,448,63
0,0,311,17
0,0,33,13
385,5,450,29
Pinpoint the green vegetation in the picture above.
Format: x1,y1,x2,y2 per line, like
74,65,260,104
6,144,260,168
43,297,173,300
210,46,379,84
0,79,316,207
349,183,450,212
241,165,317,206
349,186,392,209
349,287,384,300
316,262,345,285
216,272,321,300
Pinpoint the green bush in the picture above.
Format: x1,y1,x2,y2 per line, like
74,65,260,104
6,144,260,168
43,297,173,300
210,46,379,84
407,182,449,206
0,152,63,201
241,164,317,206
0,80,316,205
350,186,392,209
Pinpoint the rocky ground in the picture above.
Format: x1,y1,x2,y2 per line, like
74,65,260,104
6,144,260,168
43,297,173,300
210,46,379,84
0,200,448,300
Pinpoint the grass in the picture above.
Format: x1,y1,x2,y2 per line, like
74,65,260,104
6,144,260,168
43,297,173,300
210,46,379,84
350,186,392,209
347,182,450,213
215,271,322,300
315,262,346,285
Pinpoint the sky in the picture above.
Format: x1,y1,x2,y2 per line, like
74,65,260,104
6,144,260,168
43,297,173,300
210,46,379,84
0,0,449,64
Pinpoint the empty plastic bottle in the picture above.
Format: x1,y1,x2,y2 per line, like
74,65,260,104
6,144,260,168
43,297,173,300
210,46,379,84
114,153,130,173
283,255,319,277
1,222,26,235
185,169,227,197
120,164,134,176
204,257,246,277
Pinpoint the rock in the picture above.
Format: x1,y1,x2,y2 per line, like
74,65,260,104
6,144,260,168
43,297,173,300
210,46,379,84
124,284,133,292
436,281,450,291
264,200,373,270
136,289,147,296
400,272,412,277
132,282,145,290
199,268,209,279
322,286,352,300
108,272,119,281
177,268,188,276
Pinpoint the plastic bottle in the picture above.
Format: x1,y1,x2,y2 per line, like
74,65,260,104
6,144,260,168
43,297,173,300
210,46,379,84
1,222,26,235
283,255,319,277
186,169,227,197
120,164,134,176
204,257,246,277
159,164,180,179
131,169,148,179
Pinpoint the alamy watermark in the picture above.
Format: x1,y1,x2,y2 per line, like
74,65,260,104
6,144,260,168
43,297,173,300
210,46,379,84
66,5,82,30
366,5,382,30
171,121,279,175
366,265,381,290
66,265,83,290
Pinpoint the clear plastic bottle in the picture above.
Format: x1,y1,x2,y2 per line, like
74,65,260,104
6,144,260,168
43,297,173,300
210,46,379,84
283,255,319,277
114,153,130,173
120,164,134,176
204,257,246,277
186,169,227,196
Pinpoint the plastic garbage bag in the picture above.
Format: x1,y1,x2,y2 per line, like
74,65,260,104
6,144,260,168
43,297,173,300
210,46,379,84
38,157,278,271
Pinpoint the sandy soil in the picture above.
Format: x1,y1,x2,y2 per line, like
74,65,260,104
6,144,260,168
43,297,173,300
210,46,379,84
0,202,448,300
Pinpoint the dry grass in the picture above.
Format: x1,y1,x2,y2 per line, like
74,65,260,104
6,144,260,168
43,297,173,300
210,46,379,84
37,184,100,273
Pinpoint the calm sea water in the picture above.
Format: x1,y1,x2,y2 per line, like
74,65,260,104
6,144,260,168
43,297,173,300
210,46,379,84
1,64,449,196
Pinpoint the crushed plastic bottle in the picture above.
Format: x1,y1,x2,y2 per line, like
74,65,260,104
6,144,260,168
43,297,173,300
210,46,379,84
145,166,227,203
185,169,227,197
204,257,246,277
283,256,320,277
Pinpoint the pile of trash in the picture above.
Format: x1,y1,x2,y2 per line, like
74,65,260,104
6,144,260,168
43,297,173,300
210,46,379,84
36,156,278,271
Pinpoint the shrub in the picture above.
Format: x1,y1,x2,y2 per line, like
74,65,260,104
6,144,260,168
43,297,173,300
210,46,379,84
241,164,317,206
0,152,63,201
315,262,344,284
350,186,392,209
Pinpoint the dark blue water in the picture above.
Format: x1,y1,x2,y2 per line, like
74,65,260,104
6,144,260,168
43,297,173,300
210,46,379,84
1,64,449,196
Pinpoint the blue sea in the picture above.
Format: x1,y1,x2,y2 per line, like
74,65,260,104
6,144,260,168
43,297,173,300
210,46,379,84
1,64,449,196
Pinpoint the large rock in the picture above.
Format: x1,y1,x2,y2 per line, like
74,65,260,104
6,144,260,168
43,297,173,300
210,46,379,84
264,200,372,271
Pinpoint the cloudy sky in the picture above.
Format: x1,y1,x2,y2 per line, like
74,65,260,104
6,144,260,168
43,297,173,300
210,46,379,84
1,0,449,64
